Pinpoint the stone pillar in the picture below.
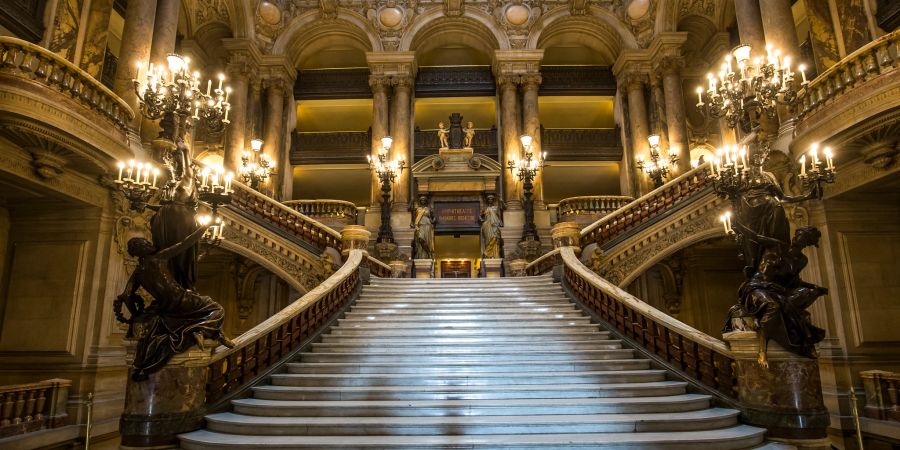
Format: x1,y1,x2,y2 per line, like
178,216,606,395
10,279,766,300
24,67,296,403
120,341,212,447
498,76,521,208
370,76,391,205
551,221,582,281
263,77,286,194
414,259,435,278
113,0,158,130
340,225,372,257
248,77,263,141
724,331,830,448
389,76,412,211
623,72,652,195
734,0,767,50
658,56,691,174
759,0,801,59
148,0,180,67
224,59,250,172
282,87,296,200
521,74,543,203
78,0,114,79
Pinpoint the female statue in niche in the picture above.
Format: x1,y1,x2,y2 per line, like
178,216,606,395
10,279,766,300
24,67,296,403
412,195,435,259
480,193,503,259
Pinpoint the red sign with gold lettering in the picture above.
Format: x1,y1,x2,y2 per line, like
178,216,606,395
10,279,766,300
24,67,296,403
434,201,481,231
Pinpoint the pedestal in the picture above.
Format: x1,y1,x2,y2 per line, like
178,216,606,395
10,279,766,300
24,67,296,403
724,331,830,449
507,259,527,277
389,260,409,278
120,340,214,447
482,258,503,278
413,259,434,278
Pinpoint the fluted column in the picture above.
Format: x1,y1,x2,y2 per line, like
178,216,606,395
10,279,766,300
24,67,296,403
263,77,286,195
224,59,250,172
521,74,543,203
734,0,767,50
389,76,413,211
498,76,521,208
657,56,691,174
370,76,391,205
623,72,652,195
113,0,158,130
148,0,180,67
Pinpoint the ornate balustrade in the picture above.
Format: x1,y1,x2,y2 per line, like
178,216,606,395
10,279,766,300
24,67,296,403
541,127,623,161
861,369,900,422
228,180,343,254
206,250,364,405
559,246,738,400
581,163,711,249
290,131,371,165
367,255,392,278
525,248,560,276
0,379,71,438
556,195,634,226
0,37,132,130
282,200,360,229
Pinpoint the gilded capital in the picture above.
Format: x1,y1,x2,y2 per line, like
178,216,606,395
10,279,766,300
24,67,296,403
369,75,391,92
619,71,648,92
654,55,684,77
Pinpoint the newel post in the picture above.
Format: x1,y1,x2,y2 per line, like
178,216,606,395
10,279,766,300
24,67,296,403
341,225,372,283
551,221,581,281
724,331,830,449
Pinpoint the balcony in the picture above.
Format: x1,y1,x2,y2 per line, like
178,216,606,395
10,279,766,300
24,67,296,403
282,199,363,230
554,195,634,226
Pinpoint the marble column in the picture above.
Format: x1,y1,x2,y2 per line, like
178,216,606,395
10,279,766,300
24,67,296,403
78,0,114,79
759,0,800,58
248,77,263,141
498,76,521,208
281,88,296,201
263,77,286,195
148,0,180,67
658,56,691,174
370,76,391,205
113,0,158,130
224,60,250,172
734,0,767,50
389,76,412,211
623,72,652,195
521,74,543,204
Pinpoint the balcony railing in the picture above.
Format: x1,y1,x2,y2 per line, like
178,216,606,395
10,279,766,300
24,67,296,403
796,29,900,122
282,200,360,229
0,379,71,438
556,195,634,226
0,37,133,130
581,163,712,248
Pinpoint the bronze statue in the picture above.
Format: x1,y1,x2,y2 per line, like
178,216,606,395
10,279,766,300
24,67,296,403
412,195,435,259
480,193,503,259
116,224,234,381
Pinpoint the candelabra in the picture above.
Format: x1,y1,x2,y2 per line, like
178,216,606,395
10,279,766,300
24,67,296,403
636,134,678,188
240,138,275,190
507,134,545,242
367,136,406,243
114,160,161,211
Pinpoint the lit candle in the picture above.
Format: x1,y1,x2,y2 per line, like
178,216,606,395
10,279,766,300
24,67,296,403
739,146,747,168
824,147,834,170
696,86,704,105
201,168,209,188
211,172,218,188
223,105,231,122
127,160,135,181
721,214,730,234
224,172,233,192
725,54,733,74
799,64,808,84
810,144,820,170
136,162,144,182
799,155,806,177
152,168,159,187
218,73,224,91
224,87,231,104
117,161,125,181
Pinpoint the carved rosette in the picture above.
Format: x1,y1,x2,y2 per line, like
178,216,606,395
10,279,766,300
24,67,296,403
551,222,582,249
367,2,416,51
256,1,287,48
493,0,542,49
341,225,372,256
622,0,656,48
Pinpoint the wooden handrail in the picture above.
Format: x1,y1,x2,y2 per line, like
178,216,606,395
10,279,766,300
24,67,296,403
205,250,364,404
581,163,712,247
0,36,134,129
559,246,737,399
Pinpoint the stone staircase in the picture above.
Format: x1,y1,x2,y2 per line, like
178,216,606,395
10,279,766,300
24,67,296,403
180,276,766,449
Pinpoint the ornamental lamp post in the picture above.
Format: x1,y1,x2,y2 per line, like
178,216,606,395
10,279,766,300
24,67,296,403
507,134,545,242
368,136,406,243
636,134,678,188
239,138,275,191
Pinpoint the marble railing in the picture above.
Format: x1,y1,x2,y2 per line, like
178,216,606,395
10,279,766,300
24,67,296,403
556,195,634,226
206,250,365,405
229,182,343,254
559,246,738,400
0,37,132,130
581,163,712,248
796,29,899,122
282,200,360,229
525,248,560,276
367,255,392,278
0,379,71,438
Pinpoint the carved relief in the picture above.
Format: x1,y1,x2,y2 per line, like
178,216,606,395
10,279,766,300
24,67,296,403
491,0,542,49
366,1,417,50
195,0,231,26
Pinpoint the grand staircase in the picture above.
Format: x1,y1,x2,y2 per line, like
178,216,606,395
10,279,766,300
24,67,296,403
180,276,767,449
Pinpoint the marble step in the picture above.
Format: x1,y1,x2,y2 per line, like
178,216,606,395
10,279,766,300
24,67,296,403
354,298,572,306
350,304,578,313
205,408,740,436
358,292,565,300
298,349,635,363
229,394,713,417
328,325,601,336
180,426,766,449
285,359,651,374
362,286,564,294
251,381,689,401
335,318,593,328
320,331,612,344
269,369,669,387
309,340,623,352
368,277,552,286
342,312,589,321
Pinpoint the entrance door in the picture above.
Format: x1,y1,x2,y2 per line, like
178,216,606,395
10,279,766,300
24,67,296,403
434,234,480,278
440,260,472,278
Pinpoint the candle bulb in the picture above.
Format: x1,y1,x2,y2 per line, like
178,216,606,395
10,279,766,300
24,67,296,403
696,86,704,105
206,80,211,96
799,155,806,177
218,73,224,91
117,161,125,181
223,105,230,122
152,168,159,187
824,147,834,170
799,64,808,84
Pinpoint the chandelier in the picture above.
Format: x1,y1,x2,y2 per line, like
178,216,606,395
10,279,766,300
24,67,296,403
114,160,160,211
240,138,275,190
637,134,678,188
